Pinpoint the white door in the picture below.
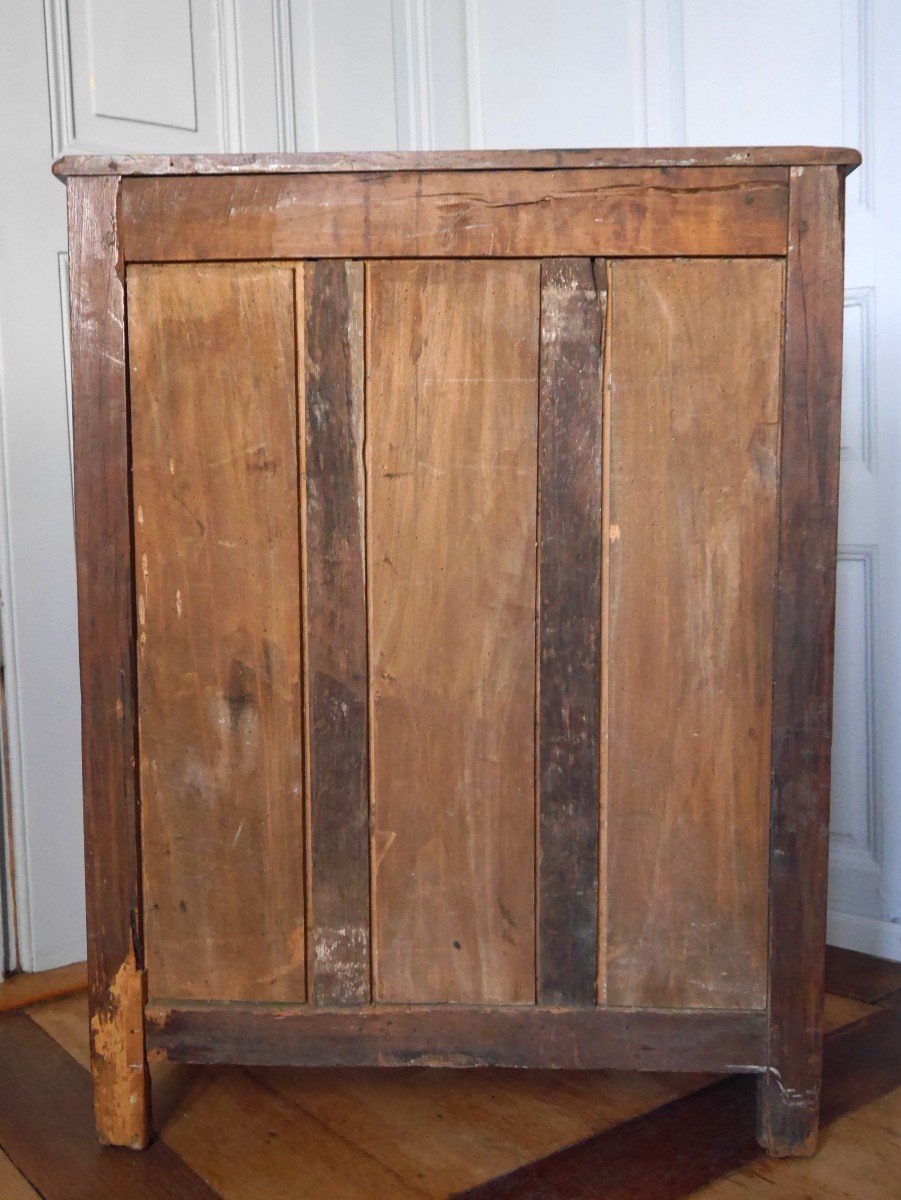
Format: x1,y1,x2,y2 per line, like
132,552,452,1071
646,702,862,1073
1,0,898,970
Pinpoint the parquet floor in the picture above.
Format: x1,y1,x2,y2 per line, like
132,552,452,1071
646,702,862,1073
0,947,897,1199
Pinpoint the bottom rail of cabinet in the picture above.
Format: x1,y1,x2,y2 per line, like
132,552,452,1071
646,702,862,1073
145,1001,768,1074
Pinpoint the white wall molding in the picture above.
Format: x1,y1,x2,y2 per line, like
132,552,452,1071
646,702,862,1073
290,0,320,150
828,909,901,961
842,0,874,211
641,0,686,145
463,0,484,148
832,546,879,849
56,252,74,499
829,544,881,918
45,0,244,157
214,0,244,151
842,287,877,472
44,0,79,158
0,320,33,974
271,0,296,152
391,0,434,151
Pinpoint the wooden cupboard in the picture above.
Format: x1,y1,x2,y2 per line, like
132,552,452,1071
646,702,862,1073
55,146,859,1155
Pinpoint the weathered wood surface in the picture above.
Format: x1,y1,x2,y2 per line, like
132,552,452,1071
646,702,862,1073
298,261,371,1006
604,258,784,1010
757,165,846,1157
536,259,604,1006
145,1003,767,1073
53,145,862,177
67,174,150,1149
452,990,901,1199
119,168,789,261
0,1012,221,1199
129,264,306,1004
367,260,539,1005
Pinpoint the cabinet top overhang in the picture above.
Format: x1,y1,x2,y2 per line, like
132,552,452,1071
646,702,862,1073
53,146,861,179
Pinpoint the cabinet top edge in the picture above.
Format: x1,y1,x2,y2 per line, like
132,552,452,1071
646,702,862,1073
52,146,861,179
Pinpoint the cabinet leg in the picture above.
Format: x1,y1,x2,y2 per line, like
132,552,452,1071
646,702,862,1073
756,1062,820,1157
89,952,152,1149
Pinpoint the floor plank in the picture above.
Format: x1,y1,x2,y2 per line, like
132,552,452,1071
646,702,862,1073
0,1011,221,1200
453,997,901,1198
696,1085,901,1198
27,990,90,1067
0,1150,40,1200
164,1066,429,1200
0,961,86,1012
29,995,428,1200
251,1063,691,1199
21,974,898,1199
824,946,901,1004
26,987,884,1199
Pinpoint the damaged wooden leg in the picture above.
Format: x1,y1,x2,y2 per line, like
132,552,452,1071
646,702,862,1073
89,944,151,1149
756,1046,822,1157
66,172,151,1148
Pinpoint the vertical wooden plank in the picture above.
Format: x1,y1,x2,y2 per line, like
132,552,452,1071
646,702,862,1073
299,261,370,1006
536,259,604,1006
130,264,306,1004
757,166,846,1157
604,258,783,1011
66,174,150,1148
368,260,539,1005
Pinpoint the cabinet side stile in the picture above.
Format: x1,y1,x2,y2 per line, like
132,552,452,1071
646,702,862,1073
67,173,151,1149
758,164,846,1157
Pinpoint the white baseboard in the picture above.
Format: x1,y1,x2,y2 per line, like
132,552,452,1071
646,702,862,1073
827,909,901,962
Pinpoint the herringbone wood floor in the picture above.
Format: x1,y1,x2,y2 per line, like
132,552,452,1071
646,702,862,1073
0,948,897,1199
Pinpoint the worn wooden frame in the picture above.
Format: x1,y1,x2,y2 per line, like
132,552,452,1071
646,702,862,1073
59,148,858,1156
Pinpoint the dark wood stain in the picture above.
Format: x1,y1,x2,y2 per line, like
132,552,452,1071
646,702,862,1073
301,260,371,1006
536,259,604,1006
145,1004,766,1074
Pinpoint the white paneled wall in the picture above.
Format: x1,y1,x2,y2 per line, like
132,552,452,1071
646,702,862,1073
0,0,898,969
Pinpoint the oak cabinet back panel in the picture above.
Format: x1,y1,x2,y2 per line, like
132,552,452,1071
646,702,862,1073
129,255,782,1014
60,150,855,1152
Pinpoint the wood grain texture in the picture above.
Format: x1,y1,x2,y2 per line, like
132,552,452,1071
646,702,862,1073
0,1013,219,1199
604,258,784,1010
66,174,150,1149
451,998,901,1200
366,260,539,1005
52,145,862,177
536,259,604,1006
119,169,789,261
298,261,370,1006
248,1059,688,1200
757,166,847,1157
129,264,305,1004
0,1150,39,1200
146,1002,766,1073
0,961,87,1013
